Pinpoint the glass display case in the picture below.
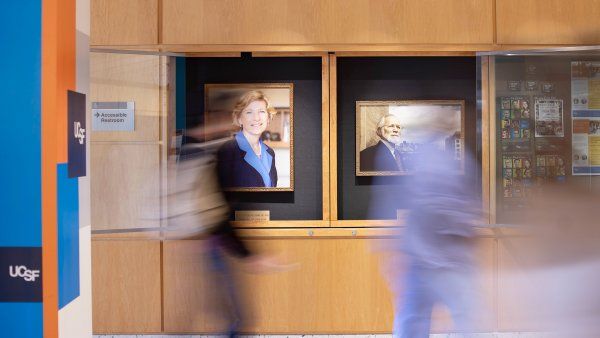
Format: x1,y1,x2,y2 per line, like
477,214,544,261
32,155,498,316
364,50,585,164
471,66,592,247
478,47,600,223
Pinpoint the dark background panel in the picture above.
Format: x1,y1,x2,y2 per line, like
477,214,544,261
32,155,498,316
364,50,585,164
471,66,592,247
185,56,323,220
337,57,478,220
493,55,600,221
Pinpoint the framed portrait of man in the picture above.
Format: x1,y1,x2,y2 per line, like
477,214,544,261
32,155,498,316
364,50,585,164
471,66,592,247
356,100,465,176
204,83,294,191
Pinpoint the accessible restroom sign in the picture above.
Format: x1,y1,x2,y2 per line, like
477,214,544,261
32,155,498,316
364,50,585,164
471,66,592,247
92,101,135,131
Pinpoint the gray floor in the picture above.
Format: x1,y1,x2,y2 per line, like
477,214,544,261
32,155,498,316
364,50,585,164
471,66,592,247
93,333,553,338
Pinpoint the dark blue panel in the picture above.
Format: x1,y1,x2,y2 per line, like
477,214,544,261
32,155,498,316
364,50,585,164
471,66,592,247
0,1,42,246
68,91,87,178
0,247,42,302
57,164,80,309
0,303,43,337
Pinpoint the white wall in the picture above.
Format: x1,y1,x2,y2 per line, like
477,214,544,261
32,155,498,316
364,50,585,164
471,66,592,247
59,0,92,336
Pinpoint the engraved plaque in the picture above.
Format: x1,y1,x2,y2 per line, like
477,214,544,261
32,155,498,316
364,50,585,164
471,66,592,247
235,210,270,221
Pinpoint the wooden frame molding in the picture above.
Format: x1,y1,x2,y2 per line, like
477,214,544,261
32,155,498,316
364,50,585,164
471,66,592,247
329,54,338,221
322,54,331,221
90,44,582,54
481,56,492,223
92,226,500,240
488,57,498,224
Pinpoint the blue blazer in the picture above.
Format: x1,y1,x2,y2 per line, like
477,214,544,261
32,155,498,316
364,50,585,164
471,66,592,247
217,138,278,188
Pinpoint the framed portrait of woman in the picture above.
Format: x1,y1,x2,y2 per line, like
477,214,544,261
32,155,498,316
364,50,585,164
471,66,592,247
205,83,294,191
356,100,465,176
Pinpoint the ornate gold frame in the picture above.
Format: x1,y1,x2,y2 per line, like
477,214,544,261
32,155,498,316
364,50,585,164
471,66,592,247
355,99,466,176
204,83,295,191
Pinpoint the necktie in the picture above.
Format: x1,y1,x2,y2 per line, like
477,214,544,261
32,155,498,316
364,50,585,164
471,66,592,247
393,148,404,171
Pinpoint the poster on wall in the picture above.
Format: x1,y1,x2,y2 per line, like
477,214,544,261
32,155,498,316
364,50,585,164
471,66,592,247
571,110,600,175
571,61,600,110
571,62,600,175
534,99,564,137
501,154,533,198
204,83,294,191
500,97,531,141
355,100,464,176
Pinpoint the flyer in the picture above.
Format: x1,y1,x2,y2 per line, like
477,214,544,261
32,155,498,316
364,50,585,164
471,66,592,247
571,110,600,175
534,99,564,137
571,61,600,110
571,61,600,175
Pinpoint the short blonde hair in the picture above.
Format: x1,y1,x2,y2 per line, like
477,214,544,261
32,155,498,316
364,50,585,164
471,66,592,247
232,90,277,127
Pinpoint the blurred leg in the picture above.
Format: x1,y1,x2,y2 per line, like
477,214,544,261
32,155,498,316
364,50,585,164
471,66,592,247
435,268,476,337
395,264,435,338
208,241,244,337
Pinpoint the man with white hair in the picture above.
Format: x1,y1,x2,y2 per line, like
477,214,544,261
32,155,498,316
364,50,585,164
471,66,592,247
360,114,405,172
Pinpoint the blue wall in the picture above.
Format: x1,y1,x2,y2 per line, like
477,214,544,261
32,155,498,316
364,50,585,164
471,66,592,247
1,1,42,247
57,164,80,309
0,0,44,336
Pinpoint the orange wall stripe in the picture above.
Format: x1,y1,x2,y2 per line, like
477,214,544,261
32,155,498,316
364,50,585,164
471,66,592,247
42,0,59,334
56,0,76,163
42,0,76,337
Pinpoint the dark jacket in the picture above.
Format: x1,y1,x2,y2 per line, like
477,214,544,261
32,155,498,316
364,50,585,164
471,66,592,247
360,140,400,172
217,138,278,188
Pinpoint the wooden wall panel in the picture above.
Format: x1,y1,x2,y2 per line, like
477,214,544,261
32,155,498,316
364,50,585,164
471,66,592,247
92,240,162,333
497,0,600,45
475,238,497,332
91,144,160,230
162,240,228,333
497,236,542,332
423,238,496,333
162,0,494,45
91,0,158,45
90,52,161,142
163,237,496,334
164,238,395,333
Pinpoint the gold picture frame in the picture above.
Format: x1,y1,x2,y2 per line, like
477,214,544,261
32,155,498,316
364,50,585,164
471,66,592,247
356,100,465,176
204,83,294,191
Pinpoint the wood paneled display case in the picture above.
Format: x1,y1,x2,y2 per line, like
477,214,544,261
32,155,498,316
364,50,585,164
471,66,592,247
93,48,600,335
331,54,480,226
182,54,329,226
90,51,331,233
479,47,600,332
89,0,600,334
479,47,600,224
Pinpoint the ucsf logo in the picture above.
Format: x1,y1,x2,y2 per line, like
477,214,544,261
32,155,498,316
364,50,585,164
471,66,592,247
74,121,86,145
9,265,40,282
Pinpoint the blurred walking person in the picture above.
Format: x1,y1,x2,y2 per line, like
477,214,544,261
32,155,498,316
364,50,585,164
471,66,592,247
379,141,483,338
159,124,284,338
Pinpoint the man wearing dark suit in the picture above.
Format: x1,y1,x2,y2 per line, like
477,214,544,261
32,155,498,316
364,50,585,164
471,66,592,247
360,114,405,172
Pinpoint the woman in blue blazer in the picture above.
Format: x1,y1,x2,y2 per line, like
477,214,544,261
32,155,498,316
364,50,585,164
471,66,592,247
217,90,278,189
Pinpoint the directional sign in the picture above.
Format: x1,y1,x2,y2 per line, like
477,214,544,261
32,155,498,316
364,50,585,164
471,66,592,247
92,101,135,131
